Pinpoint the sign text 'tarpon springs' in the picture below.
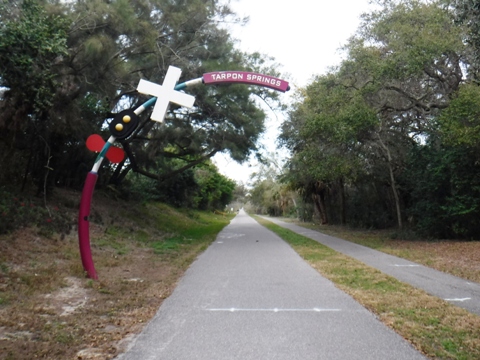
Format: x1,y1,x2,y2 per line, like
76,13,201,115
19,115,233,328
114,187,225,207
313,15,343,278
203,71,290,92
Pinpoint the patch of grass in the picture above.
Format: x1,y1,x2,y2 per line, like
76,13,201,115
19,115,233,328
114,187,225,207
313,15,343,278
96,237,129,256
256,216,480,360
133,229,150,243
290,221,480,284
95,226,134,256
0,187,72,235
0,295,8,305
0,188,235,359
104,225,124,237
55,329,75,345
142,207,233,256
152,236,187,254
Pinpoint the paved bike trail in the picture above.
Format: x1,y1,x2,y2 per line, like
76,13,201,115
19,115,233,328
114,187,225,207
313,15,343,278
263,216,480,316
117,211,424,359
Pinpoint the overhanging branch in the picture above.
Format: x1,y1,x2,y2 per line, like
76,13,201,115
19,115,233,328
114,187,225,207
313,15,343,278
125,145,220,182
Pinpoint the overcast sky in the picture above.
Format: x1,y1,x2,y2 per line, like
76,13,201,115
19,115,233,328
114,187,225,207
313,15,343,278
212,0,374,184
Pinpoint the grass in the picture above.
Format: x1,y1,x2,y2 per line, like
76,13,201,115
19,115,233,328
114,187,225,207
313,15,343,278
255,216,480,360
2,186,478,359
287,222,480,283
0,189,235,359
91,202,231,258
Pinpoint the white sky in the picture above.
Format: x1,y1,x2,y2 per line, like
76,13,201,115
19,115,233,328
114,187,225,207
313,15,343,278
212,0,374,184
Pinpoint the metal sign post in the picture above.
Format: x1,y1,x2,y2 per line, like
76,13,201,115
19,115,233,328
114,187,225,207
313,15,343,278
78,66,289,279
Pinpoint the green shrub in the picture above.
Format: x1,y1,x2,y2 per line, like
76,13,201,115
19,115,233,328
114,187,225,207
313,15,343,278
0,188,72,235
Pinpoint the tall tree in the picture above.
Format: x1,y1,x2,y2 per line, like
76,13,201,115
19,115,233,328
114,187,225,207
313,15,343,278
0,0,284,196
451,0,480,79
402,137,480,238
438,82,480,150
0,0,70,191
280,73,378,224
281,0,466,229
346,0,464,227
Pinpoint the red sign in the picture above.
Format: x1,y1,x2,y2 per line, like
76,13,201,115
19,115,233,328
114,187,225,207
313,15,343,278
203,71,290,92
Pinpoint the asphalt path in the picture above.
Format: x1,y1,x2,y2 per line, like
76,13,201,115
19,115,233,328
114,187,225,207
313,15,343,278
117,210,425,360
263,216,480,316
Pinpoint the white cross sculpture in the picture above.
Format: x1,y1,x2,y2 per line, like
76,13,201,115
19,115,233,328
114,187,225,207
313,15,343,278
136,66,196,122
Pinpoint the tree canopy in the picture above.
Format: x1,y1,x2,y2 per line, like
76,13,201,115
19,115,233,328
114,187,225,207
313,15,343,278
272,0,480,238
0,0,284,205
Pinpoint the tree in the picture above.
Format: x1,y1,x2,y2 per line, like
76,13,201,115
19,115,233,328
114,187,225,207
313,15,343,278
0,0,284,198
403,138,480,238
126,159,235,210
280,73,378,224
63,0,283,187
451,0,480,79
194,163,236,211
280,0,466,229
0,0,70,191
247,153,298,217
346,0,464,227
438,82,480,150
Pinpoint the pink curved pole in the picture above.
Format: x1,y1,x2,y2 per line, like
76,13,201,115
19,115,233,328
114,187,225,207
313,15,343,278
76,71,289,280
78,171,98,279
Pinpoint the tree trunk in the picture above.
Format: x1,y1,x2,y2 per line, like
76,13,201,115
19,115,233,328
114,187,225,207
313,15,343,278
387,159,402,229
291,196,300,219
312,183,328,225
318,191,328,225
378,134,403,229
339,178,346,225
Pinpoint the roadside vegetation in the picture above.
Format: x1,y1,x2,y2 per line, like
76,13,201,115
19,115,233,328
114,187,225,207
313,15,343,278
247,0,480,242
1,192,479,359
289,222,480,284
256,216,480,360
2,0,480,358
0,189,234,359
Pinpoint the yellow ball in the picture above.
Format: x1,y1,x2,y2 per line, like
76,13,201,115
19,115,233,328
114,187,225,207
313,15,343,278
115,123,124,131
123,115,131,123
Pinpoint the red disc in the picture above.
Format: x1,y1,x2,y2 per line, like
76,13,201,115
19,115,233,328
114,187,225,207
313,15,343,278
86,134,105,152
106,146,125,163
